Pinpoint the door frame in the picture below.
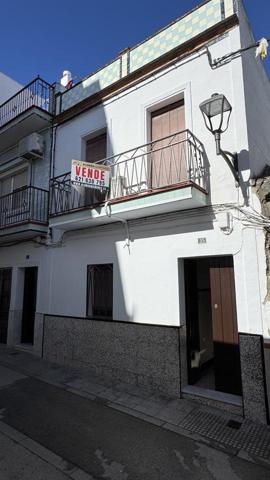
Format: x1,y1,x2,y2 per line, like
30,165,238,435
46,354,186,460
182,255,243,399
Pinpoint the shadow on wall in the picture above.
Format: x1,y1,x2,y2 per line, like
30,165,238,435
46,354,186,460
238,149,251,206
125,210,215,243
202,145,211,202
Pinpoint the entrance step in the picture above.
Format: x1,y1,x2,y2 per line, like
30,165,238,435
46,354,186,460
182,385,243,416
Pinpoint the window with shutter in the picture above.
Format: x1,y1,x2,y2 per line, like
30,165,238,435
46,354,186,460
0,169,28,196
11,170,28,210
0,169,28,213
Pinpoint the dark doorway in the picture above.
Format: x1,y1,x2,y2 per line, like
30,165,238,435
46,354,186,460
85,132,107,205
0,269,12,343
184,256,242,396
21,267,38,344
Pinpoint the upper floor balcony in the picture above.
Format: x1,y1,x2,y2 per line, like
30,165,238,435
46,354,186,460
0,77,53,151
50,130,208,230
0,186,49,244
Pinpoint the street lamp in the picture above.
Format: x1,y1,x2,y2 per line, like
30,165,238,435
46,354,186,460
199,93,239,185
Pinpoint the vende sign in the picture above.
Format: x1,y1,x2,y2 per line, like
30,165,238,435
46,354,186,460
71,160,110,189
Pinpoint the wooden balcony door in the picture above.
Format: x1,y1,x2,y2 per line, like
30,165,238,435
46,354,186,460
151,100,186,188
0,269,12,344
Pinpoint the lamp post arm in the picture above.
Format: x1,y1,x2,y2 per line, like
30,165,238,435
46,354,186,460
219,149,240,186
214,132,240,186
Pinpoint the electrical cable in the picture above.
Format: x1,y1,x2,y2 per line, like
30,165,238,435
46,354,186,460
206,37,270,68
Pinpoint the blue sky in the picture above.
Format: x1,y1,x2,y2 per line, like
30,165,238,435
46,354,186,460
1,0,269,85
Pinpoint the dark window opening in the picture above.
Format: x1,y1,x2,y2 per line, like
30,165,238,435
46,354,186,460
85,133,107,164
85,132,107,206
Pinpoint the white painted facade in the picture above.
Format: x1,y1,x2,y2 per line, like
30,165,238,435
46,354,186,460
48,9,270,338
2,1,270,337
0,0,270,419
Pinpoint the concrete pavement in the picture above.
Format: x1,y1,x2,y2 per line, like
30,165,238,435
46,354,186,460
0,346,269,479
0,427,93,480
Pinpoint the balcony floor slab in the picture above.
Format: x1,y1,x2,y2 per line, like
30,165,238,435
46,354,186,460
0,223,48,245
49,184,207,231
0,107,52,152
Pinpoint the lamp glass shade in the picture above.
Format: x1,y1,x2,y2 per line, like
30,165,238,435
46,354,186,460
199,93,232,133
199,94,232,119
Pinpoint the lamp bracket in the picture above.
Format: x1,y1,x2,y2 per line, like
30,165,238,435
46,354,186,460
214,132,239,186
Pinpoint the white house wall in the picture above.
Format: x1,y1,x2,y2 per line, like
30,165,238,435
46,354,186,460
1,20,268,339
48,22,269,334
45,209,264,337
1,208,265,336
54,29,249,206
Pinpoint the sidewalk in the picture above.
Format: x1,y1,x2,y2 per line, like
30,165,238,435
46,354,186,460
0,345,269,471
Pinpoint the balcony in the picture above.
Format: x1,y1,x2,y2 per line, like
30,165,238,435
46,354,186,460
0,77,53,151
0,186,49,243
50,130,208,230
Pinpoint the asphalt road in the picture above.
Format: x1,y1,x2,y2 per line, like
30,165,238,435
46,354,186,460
0,364,269,480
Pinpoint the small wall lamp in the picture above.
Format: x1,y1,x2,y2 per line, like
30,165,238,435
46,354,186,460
199,93,239,185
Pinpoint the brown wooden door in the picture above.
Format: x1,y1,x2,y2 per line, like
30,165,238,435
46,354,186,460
209,257,242,395
151,100,186,188
85,133,107,205
21,267,38,344
0,269,12,344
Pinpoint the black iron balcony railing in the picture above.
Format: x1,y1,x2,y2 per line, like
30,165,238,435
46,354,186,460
50,129,207,216
0,77,53,129
0,186,48,228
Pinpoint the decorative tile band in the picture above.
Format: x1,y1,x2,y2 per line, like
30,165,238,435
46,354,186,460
58,0,235,114
61,59,121,112
129,0,221,73
224,0,235,18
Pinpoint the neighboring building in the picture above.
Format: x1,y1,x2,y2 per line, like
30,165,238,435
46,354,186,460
1,0,270,424
0,75,53,351
0,72,22,104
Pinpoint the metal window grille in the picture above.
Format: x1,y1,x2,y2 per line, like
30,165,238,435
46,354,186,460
87,264,113,319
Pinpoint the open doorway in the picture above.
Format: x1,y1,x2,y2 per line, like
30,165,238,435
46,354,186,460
184,256,242,397
0,269,12,344
21,267,38,344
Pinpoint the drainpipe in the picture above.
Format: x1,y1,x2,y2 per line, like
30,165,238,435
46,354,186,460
104,200,131,251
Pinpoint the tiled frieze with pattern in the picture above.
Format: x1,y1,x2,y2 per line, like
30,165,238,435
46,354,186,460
58,0,235,114
224,0,235,18
61,59,121,112
129,0,222,72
